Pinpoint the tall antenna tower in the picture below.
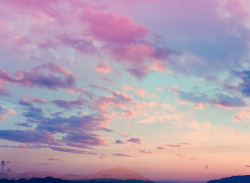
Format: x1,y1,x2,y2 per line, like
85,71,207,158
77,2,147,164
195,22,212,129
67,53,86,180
6,168,11,179
1,161,9,179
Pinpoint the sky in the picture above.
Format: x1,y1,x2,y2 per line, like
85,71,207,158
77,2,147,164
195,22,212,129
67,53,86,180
0,0,250,182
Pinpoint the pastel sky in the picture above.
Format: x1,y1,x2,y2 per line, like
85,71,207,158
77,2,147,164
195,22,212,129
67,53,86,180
0,0,250,182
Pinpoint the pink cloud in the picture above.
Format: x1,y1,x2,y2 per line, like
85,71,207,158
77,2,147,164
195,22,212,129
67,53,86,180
122,110,136,119
138,116,158,124
94,61,112,74
149,60,168,72
232,108,250,123
0,105,17,121
1,0,174,80
94,96,114,110
83,11,149,44
104,41,172,78
4,0,59,9
92,85,133,111
65,87,93,99
95,92,132,111
21,97,46,104
122,85,146,99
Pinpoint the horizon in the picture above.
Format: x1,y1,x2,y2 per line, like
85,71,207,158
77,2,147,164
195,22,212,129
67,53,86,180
0,0,249,182
3,166,250,183
0,166,209,182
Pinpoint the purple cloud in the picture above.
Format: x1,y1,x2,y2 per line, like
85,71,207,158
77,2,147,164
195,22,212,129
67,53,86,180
127,138,142,145
48,146,98,155
112,153,134,157
58,36,97,53
178,143,192,145
0,88,9,96
115,140,125,144
47,158,63,162
16,123,33,128
0,145,30,149
165,144,181,148
140,150,152,154
51,98,86,109
171,87,247,108
239,71,250,97
127,66,148,79
0,130,58,145
37,163,52,166
228,70,250,97
62,132,105,149
0,130,106,154
104,42,172,79
0,102,109,150
35,114,109,134
19,100,43,119
0,62,76,90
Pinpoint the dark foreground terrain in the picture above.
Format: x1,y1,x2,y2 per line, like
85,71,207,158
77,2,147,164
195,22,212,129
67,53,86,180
1,175,250,183
207,175,250,183
0,177,154,183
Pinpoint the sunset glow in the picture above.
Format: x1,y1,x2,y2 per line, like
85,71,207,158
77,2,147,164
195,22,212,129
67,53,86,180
0,0,250,182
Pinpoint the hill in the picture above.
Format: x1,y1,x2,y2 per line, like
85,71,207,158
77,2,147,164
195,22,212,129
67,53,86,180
207,175,250,183
0,177,69,183
0,177,154,183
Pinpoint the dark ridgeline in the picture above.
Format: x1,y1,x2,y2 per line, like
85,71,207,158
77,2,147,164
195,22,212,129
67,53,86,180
0,177,69,183
72,179,154,183
0,177,155,183
207,175,250,183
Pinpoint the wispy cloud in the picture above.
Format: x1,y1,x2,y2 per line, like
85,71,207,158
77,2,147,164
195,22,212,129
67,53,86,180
112,153,134,157
0,105,16,121
47,158,63,162
127,138,142,145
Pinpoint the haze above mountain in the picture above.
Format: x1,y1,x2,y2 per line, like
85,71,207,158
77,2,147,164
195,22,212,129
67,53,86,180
8,167,150,181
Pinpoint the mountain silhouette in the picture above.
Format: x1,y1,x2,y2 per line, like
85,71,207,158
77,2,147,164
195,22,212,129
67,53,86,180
207,175,250,183
85,167,150,181
6,167,151,181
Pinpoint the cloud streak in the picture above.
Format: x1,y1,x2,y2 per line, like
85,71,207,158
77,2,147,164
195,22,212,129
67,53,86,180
0,105,16,121
0,63,76,90
112,153,134,157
